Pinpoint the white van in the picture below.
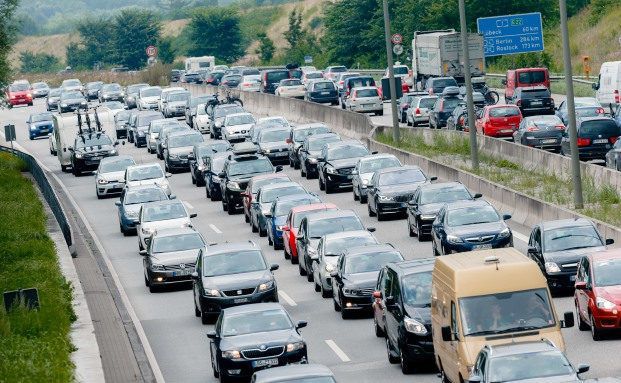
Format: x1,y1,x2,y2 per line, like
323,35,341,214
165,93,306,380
594,61,621,108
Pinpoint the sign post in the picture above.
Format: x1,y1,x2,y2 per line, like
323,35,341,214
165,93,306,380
477,12,544,57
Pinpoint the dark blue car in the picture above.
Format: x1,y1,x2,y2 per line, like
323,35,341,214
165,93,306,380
115,185,171,235
431,199,512,255
27,112,54,140
267,193,321,250
204,152,229,201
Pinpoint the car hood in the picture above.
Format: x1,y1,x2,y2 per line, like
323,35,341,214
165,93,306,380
260,142,288,151
150,249,200,266
167,101,186,108
273,216,287,226
219,329,301,352
103,91,123,96
328,157,361,169
378,183,425,196
404,304,431,325
168,146,194,155
418,203,446,215
122,204,142,217
543,246,606,264
141,96,160,102
308,150,321,158
343,271,379,289
448,221,506,237
204,269,271,291
62,98,85,104
595,285,621,304
501,375,579,383
98,170,126,182
126,178,168,187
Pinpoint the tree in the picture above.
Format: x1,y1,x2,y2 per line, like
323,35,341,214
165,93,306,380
65,42,90,70
113,9,161,69
255,32,275,63
0,0,20,88
75,17,115,68
19,51,61,73
283,8,304,48
187,7,244,63
158,36,176,64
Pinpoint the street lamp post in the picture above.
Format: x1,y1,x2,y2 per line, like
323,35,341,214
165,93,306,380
382,0,400,143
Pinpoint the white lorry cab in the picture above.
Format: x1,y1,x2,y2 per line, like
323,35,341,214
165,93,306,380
185,56,215,72
594,61,621,108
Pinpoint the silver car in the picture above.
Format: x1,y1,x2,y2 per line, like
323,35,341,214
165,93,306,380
351,154,401,203
148,119,180,154
406,95,438,126
136,199,197,251
125,163,172,196
95,155,136,198
345,86,383,115
222,112,256,143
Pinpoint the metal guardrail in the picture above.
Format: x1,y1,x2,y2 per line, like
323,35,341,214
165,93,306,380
0,145,73,249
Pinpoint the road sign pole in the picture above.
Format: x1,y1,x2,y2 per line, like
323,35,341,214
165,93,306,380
559,0,583,209
459,0,478,171
382,0,400,143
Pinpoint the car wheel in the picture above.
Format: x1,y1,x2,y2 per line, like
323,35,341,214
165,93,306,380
222,198,228,212
368,200,376,217
319,174,325,191
194,298,201,317
148,283,159,293
268,233,273,246
244,212,250,223
321,283,331,298
432,239,439,256
201,308,214,325
374,316,385,337
341,307,349,319
408,218,416,237
416,220,426,241
314,280,321,292
196,176,205,187
333,296,341,312
298,259,306,276
400,349,414,374
325,179,333,194
191,173,196,185
227,200,235,215
144,274,149,287
386,338,400,364
590,312,602,340
284,247,291,260
251,217,258,233
377,206,384,221
576,302,588,331
300,164,306,177
306,264,314,282
293,159,300,170
259,224,267,237
273,240,283,251
360,192,367,204
353,187,359,201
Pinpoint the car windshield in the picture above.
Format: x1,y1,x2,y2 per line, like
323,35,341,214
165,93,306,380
580,120,620,137
87,83,103,90
142,202,187,222
293,126,330,141
203,250,266,277
402,271,433,306
543,225,603,252
169,93,189,102
104,84,121,91
575,98,600,107
209,156,227,174
313,82,335,91
31,113,53,122
152,233,204,253
221,308,291,337
260,129,289,143
394,66,409,75
61,92,82,100
229,158,273,176
33,83,47,89
460,288,555,336
531,115,563,127
345,251,402,273
518,70,546,84
141,88,161,97
63,80,80,87
191,96,213,107
327,145,368,160
356,88,379,98
434,78,457,88
274,197,319,216
309,216,363,238
489,107,521,117
49,89,62,97
100,158,134,173
127,84,147,94
124,188,168,205
325,235,376,256
127,165,164,181
105,102,124,110
488,351,574,382
309,136,339,150
267,71,290,83
215,106,244,118
418,97,437,108
593,258,621,287
281,79,302,86
306,72,324,79
446,205,500,226
116,111,130,121
251,177,290,193
419,186,471,204
168,134,203,148
379,169,426,186
443,97,462,110
521,89,550,98
330,66,347,73
76,135,113,148
348,78,375,88
260,186,306,203
226,114,255,126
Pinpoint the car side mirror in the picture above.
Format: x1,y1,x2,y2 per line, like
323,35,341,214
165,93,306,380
606,238,615,245
367,227,376,233
122,141,126,145
576,364,590,375
286,138,292,143
188,153,195,160
115,201,121,206
501,79,507,85
473,193,482,199
165,172,172,178
218,172,226,178
295,320,307,330
372,290,382,299
371,151,378,154
169,194,177,200
317,157,325,162
561,311,574,328
275,165,283,173
430,176,438,181
592,83,598,90
441,326,454,341
139,250,147,256
574,281,587,290
191,271,199,279
330,270,338,278
190,213,198,218
114,141,119,146
270,264,279,271
206,330,218,339
502,214,512,220
68,147,74,152
384,296,395,307
527,246,538,255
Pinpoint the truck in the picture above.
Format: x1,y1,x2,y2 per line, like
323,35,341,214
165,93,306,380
411,29,485,89
184,56,215,72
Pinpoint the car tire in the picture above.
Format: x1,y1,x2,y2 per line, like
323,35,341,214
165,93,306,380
319,175,325,191
201,308,214,325
244,212,250,223
227,200,235,215
416,220,426,241
432,240,439,256
374,317,385,337
376,206,384,221
274,241,283,251
298,260,306,276
325,180,333,194
251,217,258,233
590,313,602,340
194,300,201,317
368,201,376,217
191,173,196,185
268,233,273,246
321,284,331,298
408,219,416,237
378,110,384,116
400,349,414,374
196,176,205,187
259,225,267,237
353,187,359,201
333,297,341,312
293,159,300,170
341,307,349,319
576,303,588,331
386,338,400,364
306,265,314,282
284,247,291,260
144,274,150,287
314,281,321,292
148,283,159,293
360,192,367,204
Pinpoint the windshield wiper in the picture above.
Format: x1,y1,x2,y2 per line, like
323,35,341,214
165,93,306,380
551,234,599,241
466,330,502,336
493,325,541,334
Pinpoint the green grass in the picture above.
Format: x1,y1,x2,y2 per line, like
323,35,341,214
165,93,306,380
377,129,621,227
0,152,75,382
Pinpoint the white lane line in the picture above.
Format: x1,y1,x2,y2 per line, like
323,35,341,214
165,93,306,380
184,201,194,210
209,224,222,234
278,291,297,307
513,231,529,244
325,339,351,362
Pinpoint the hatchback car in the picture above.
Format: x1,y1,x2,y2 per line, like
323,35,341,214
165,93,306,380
275,79,306,99
345,87,383,115
243,173,291,224
513,115,566,151
31,82,50,98
429,87,462,129
84,81,104,100
431,200,513,255
125,163,172,195
475,105,523,139
137,86,162,111
98,83,125,103
509,86,555,116
305,80,339,104
406,95,438,126
128,111,164,147
257,127,291,164
115,185,170,235
267,194,321,250
136,199,197,251
250,182,307,237
192,242,279,323
605,138,621,171
560,116,621,162
223,112,256,143
282,203,338,264
556,97,604,125
299,133,341,179
318,140,370,193
156,123,189,159
238,75,261,92
249,117,291,144
162,91,190,118
6,82,32,107
147,119,179,154
189,141,231,187
163,130,204,172
95,155,136,198
352,154,402,203
27,112,54,140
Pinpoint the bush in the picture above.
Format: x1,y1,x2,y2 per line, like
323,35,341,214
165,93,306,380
19,51,61,73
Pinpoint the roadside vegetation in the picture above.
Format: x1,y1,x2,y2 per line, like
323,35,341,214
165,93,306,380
0,152,75,382
376,129,621,227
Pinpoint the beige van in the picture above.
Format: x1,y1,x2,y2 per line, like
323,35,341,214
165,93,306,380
431,248,574,383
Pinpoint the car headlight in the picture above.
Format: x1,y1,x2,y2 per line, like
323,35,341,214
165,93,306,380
109,149,117,155
308,157,318,164
378,195,394,201
544,262,561,274
141,227,154,236
81,101,87,105
446,234,463,244
263,149,271,154
75,152,83,159
203,288,220,297
326,167,338,174
343,288,360,296
362,179,369,186
286,342,305,352
125,210,138,218
198,165,205,171
420,214,436,220
150,263,166,271
596,297,616,310
227,181,240,190
222,350,241,359
498,227,511,238
404,317,428,335
61,103,68,107
325,263,335,273
258,280,274,292
120,92,125,97
97,178,109,184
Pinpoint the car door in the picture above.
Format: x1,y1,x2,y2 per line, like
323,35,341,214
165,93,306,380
528,226,544,272
374,268,388,328
556,101,567,124
575,257,589,321
514,119,526,143
432,208,447,251
252,189,262,225
367,172,379,208
297,219,308,264
283,211,294,254
385,270,401,347
334,255,346,304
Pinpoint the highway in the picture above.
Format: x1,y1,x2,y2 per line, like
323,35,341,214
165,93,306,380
4,97,621,383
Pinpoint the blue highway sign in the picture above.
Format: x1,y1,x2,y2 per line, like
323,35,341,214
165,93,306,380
477,12,544,57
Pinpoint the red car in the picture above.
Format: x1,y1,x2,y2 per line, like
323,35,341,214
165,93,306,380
282,203,338,263
475,105,523,138
242,173,291,224
575,248,621,340
6,82,33,107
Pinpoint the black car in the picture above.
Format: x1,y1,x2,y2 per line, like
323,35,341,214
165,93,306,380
431,200,513,256
257,127,292,165
189,141,231,187
219,151,281,214
186,94,216,126
46,88,62,111
157,124,189,160
141,227,206,293
424,76,458,96
84,81,103,100
128,111,164,147
58,91,88,113
181,71,201,84
407,182,480,241
207,303,307,381
221,74,242,88
332,244,404,319
429,86,462,129
305,80,339,105
373,258,435,374
205,153,230,201
526,218,612,291
204,70,225,86
124,83,149,109
170,69,184,82
98,83,125,103
192,241,279,323
69,132,119,176
251,364,335,383
114,110,132,139
287,123,331,169
261,69,291,94
299,133,341,179
366,166,433,221
163,130,204,173
513,115,566,151
509,86,555,116
560,116,620,162
318,140,370,193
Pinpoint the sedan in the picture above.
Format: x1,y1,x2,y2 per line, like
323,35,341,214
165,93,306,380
95,155,136,198
282,203,338,264
318,141,370,193
46,88,62,111
221,74,242,88
250,182,307,237
243,173,292,224
204,152,229,201
556,97,604,125
352,154,402,203
27,112,54,140
189,141,231,187
267,194,321,250
287,123,331,169
257,127,291,165
431,200,513,255
513,115,566,151
207,303,307,380
275,79,306,99
115,185,170,235
299,133,341,179
136,200,197,251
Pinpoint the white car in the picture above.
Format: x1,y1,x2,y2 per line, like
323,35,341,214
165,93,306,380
222,112,256,143
384,64,413,88
95,155,136,199
406,95,438,126
345,86,384,115
138,86,162,110
238,75,261,92
275,79,306,99
125,163,172,196
158,86,185,112
136,199,196,251
193,103,211,133
301,71,324,85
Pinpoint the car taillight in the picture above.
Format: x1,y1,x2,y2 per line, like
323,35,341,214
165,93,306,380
577,137,591,147
26,93,32,99
615,90,620,104
459,116,465,125
527,126,539,132
415,108,421,116
610,136,619,144
555,125,565,130
597,107,605,114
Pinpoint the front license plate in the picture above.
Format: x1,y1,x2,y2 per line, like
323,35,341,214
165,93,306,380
91,156,102,161
172,269,191,277
234,298,249,304
593,139,608,144
501,129,513,133
252,358,279,368
542,139,557,144
473,244,492,250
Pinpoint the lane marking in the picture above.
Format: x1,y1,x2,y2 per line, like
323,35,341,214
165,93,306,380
278,291,297,307
184,201,194,210
325,339,351,362
209,224,222,234
513,231,529,244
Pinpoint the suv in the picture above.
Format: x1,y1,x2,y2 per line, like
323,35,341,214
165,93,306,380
509,86,555,116
70,132,118,176
260,69,291,94
373,258,435,374
429,86,462,129
560,116,621,161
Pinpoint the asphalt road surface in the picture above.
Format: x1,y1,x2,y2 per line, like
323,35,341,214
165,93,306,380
4,97,620,383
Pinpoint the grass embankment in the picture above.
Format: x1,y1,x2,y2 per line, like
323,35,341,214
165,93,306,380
0,152,75,381
377,130,621,227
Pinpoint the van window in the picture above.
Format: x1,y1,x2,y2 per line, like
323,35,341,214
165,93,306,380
518,70,546,85
266,71,290,84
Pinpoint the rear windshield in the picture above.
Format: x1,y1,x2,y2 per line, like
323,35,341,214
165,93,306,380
579,120,620,137
442,98,462,110
394,66,409,75
575,107,603,119
266,71,290,83
313,82,335,91
281,79,302,86
417,97,437,108
489,107,521,117
330,66,347,73
309,136,339,150
432,78,457,89
356,89,379,98
521,89,550,98
349,78,375,88
306,72,324,79
518,70,546,85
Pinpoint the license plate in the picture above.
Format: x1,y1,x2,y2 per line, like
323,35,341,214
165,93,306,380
542,139,557,144
531,100,542,106
172,269,191,277
91,156,102,161
473,244,492,250
234,298,249,304
501,129,513,133
593,139,608,144
321,91,330,95
252,358,279,368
